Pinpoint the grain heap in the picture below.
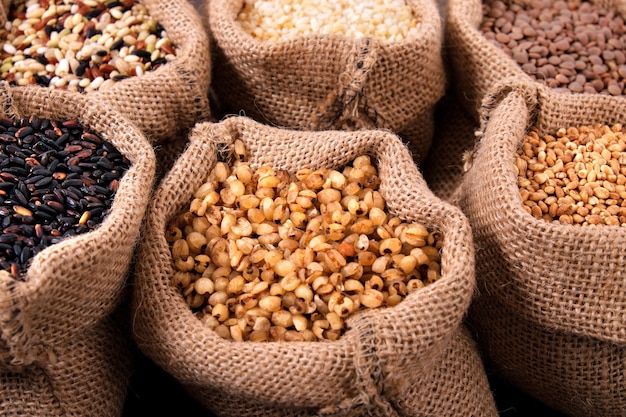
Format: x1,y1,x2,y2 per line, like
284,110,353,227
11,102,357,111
236,0,420,42
0,0,176,92
516,123,626,226
167,140,443,342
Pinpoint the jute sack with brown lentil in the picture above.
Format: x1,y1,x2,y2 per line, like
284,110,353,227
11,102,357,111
0,0,212,144
131,116,498,416
453,79,626,416
0,82,155,416
446,0,626,123
205,0,445,163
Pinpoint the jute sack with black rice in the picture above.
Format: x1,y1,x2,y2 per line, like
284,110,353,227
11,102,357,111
453,79,626,417
0,0,212,144
130,116,497,417
205,0,446,162
0,83,155,416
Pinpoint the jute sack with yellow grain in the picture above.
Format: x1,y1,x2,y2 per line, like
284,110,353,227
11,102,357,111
205,0,446,162
0,83,155,416
131,116,498,416
0,0,212,144
453,79,626,417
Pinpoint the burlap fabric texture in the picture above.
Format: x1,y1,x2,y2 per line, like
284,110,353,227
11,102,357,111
130,116,498,417
205,0,446,163
0,82,156,416
453,79,626,417
444,0,625,123
0,0,212,144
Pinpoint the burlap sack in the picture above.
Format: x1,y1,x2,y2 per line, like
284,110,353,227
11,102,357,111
131,116,498,416
422,93,479,202
205,0,446,163
0,82,155,416
453,79,626,417
445,0,626,123
0,0,212,144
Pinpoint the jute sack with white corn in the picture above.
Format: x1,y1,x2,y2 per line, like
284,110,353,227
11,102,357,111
453,78,626,417
131,116,498,416
0,83,155,416
0,0,212,144
205,0,446,163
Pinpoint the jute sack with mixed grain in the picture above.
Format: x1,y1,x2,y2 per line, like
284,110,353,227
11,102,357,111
0,82,155,416
453,79,626,417
130,116,498,416
0,0,212,144
205,0,446,162
445,0,626,123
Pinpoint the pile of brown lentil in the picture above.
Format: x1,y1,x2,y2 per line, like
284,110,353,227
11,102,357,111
167,140,443,342
516,123,626,226
481,0,626,95
0,0,176,93
0,115,130,278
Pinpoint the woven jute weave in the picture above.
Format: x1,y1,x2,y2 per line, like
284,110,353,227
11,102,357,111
0,83,155,416
454,79,626,417
131,116,497,417
205,0,446,163
0,0,212,144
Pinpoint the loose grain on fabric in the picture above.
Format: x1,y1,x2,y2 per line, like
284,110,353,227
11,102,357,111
131,117,492,416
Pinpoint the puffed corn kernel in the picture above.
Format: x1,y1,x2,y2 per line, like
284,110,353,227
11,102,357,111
169,151,443,342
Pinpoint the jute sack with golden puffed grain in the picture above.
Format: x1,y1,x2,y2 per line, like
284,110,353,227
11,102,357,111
453,79,626,417
422,94,479,202
205,0,446,163
0,0,212,144
0,83,155,416
131,116,498,417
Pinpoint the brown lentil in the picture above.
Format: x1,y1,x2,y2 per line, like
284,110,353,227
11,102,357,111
0,115,130,278
168,141,443,342
516,123,626,226
0,0,176,92
481,0,626,95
